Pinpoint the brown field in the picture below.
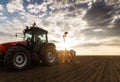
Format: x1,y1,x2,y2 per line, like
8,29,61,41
0,56,120,82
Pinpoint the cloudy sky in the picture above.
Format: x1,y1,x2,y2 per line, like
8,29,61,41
0,0,120,55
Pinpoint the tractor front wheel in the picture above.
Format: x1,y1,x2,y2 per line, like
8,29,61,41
4,46,31,71
42,44,57,65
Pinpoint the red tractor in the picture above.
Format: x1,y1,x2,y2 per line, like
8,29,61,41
0,23,58,71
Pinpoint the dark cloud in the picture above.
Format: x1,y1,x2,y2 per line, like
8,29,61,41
83,0,113,26
101,18,120,38
81,28,120,40
114,18,120,27
80,0,120,41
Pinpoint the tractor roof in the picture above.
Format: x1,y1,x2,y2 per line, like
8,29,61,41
29,27,48,34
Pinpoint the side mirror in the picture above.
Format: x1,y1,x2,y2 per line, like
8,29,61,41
15,33,22,37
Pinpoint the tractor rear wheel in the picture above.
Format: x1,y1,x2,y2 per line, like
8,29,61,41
42,44,57,65
4,46,31,71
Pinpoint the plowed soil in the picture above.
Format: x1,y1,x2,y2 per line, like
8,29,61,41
0,56,120,82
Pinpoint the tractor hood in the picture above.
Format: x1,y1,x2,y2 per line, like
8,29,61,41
0,41,27,54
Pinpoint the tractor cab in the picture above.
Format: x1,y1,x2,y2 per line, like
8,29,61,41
24,26,48,43
23,24,48,51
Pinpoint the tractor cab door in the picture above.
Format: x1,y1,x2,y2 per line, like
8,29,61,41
33,29,48,52
23,30,33,50
35,30,47,44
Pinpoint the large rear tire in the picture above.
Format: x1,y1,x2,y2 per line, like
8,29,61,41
4,46,31,71
42,44,57,65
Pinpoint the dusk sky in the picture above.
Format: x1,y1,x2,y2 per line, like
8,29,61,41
0,0,120,55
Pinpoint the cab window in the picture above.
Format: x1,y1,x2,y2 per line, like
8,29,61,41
24,31,32,41
38,34,46,43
